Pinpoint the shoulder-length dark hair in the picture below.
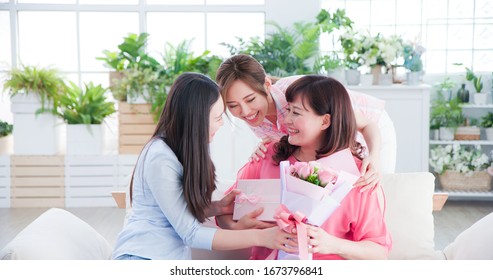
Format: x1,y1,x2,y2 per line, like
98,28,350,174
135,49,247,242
131,72,221,223
273,75,364,164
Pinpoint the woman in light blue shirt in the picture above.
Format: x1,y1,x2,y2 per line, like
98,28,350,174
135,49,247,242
112,73,296,260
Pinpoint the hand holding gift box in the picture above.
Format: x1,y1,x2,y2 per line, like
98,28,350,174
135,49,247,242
232,179,280,222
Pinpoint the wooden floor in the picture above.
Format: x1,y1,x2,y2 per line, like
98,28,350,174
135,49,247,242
1,201,492,253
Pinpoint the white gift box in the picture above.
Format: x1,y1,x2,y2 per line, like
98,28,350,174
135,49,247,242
233,179,280,222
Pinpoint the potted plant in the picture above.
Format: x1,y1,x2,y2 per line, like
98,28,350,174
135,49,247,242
340,30,364,85
401,41,425,86
2,65,66,155
429,143,492,191
465,67,486,105
314,52,345,83
359,32,403,85
430,94,464,140
57,82,116,155
0,120,13,154
434,77,457,101
480,112,493,141
97,32,162,87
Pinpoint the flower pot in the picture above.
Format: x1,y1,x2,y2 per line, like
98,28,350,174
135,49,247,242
474,93,487,105
439,127,455,141
430,129,439,140
0,135,13,154
378,73,393,86
345,69,360,85
360,74,373,86
438,170,491,192
371,65,382,85
406,72,421,86
327,68,346,85
485,127,493,141
66,124,104,155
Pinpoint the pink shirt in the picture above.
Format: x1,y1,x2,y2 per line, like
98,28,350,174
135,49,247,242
231,144,392,260
250,75,386,141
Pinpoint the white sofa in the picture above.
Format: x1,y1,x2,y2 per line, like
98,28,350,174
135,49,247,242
1,172,492,260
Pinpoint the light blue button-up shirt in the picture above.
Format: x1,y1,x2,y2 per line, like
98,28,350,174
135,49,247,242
112,139,217,260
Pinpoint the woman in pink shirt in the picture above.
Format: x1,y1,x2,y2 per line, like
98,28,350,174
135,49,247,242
216,54,397,189
217,75,391,260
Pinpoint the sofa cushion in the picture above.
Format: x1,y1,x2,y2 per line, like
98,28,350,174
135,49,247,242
443,212,493,260
381,172,443,259
0,208,112,260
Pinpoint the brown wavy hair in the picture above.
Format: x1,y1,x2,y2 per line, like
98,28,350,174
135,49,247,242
131,73,220,223
272,75,364,164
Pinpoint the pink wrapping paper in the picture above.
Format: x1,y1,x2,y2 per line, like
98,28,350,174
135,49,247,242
232,179,281,222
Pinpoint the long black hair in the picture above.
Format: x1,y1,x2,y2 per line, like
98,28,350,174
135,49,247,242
131,72,221,223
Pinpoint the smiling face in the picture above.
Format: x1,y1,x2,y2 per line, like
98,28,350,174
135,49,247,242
209,95,225,142
225,80,270,127
285,95,330,150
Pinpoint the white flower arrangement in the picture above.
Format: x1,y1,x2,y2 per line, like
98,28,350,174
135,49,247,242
358,32,403,70
429,143,491,175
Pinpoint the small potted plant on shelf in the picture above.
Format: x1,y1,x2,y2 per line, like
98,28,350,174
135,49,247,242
429,143,492,192
401,40,425,86
430,93,464,140
57,82,116,155
433,77,456,101
0,120,13,154
480,112,493,141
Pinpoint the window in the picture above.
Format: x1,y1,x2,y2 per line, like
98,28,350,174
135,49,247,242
321,0,493,73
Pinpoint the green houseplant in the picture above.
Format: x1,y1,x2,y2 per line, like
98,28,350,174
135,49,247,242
3,65,65,115
430,93,465,140
223,21,319,77
480,112,493,141
0,119,13,154
58,82,116,155
0,120,13,137
58,82,115,125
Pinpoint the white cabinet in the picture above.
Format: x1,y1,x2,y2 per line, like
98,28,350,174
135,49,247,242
429,104,493,200
348,85,431,173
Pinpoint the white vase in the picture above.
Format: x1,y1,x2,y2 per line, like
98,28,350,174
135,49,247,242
485,127,493,141
66,124,104,155
345,69,361,85
378,73,393,86
406,72,421,86
327,68,346,85
0,135,13,154
360,74,373,86
474,93,487,105
439,127,455,141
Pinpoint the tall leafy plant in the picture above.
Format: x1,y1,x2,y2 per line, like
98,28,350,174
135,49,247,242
97,32,161,73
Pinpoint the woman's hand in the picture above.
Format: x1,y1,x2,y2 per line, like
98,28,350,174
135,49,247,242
260,226,298,253
236,208,276,229
249,138,272,162
306,225,340,255
216,209,275,230
354,158,381,192
207,189,241,217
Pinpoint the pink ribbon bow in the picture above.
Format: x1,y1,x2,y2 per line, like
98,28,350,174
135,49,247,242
236,192,261,204
268,204,310,260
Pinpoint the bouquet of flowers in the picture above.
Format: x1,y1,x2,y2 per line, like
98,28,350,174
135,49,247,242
289,161,338,189
429,143,491,175
274,149,360,260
